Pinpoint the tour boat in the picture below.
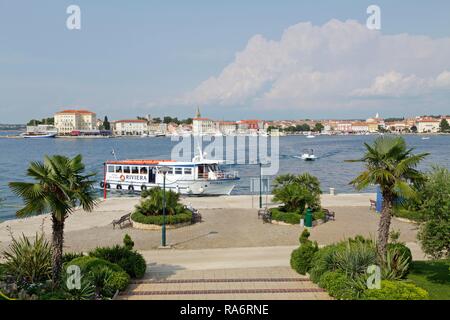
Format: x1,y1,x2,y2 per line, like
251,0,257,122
100,154,239,195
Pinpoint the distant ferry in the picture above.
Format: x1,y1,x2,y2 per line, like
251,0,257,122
100,154,239,195
21,124,57,138
21,132,57,139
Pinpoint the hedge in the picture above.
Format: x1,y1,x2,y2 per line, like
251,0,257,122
89,246,147,279
64,256,130,293
362,280,429,300
131,211,192,225
270,208,325,225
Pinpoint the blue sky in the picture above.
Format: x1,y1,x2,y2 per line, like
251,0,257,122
1,1,450,123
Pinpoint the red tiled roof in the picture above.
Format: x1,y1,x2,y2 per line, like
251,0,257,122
56,109,95,115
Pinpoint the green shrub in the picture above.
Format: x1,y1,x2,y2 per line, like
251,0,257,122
272,173,322,213
299,229,310,245
2,233,52,285
333,240,377,278
318,271,359,300
65,256,123,273
89,245,146,279
309,245,339,283
135,187,186,216
383,243,413,279
309,237,375,284
123,234,134,250
270,208,302,224
312,210,325,221
64,256,130,296
416,166,450,259
290,242,319,275
61,273,95,300
62,252,85,265
131,211,192,225
103,271,131,293
362,280,429,300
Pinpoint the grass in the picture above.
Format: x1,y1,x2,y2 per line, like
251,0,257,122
407,259,450,300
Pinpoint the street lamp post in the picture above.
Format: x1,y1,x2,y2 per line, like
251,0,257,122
159,166,170,247
259,162,263,209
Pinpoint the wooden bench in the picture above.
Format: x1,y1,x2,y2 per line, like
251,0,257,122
257,208,268,219
370,200,376,211
324,208,335,222
185,205,202,223
112,213,131,229
262,210,272,224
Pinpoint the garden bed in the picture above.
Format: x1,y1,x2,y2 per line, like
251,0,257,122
270,208,326,226
130,211,193,230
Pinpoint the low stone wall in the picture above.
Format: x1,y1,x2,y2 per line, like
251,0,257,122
131,219,192,231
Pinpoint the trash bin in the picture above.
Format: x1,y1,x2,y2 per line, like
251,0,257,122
329,187,336,196
305,208,313,228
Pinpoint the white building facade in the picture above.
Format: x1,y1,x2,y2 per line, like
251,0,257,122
54,109,97,135
114,120,148,136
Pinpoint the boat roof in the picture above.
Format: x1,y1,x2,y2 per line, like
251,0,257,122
106,159,221,165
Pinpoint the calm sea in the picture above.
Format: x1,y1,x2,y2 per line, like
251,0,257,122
1,134,449,221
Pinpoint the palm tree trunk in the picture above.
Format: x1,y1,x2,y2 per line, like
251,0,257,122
51,214,65,286
377,193,393,260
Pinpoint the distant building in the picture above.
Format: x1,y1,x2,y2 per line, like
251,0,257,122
148,122,167,134
113,120,148,136
416,117,441,133
351,122,369,133
336,122,352,133
218,121,237,135
54,109,97,135
192,107,215,135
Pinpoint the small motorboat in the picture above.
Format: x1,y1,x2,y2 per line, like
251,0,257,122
421,137,430,140
306,133,315,138
300,149,317,161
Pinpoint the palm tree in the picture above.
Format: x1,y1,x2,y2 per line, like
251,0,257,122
347,137,428,259
9,155,98,284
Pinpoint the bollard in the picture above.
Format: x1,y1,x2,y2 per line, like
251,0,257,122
329,187,336,196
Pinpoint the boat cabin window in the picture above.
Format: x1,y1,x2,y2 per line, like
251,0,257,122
184,168,192,175
123,166,131,174
132,166,139,174
108,165,114,173
158,167,173,175
115,166,122,173
175,168,183,175
140,167,148,174
207,164,219,172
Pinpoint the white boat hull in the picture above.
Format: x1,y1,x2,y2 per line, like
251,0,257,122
22,133,57,138
101,178,237,196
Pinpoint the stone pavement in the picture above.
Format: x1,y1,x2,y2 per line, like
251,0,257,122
118,246,331,300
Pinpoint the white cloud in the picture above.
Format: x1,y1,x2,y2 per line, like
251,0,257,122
353,71,450,97
172,19,450,111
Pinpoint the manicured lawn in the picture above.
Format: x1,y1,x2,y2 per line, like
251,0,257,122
408,259,450,300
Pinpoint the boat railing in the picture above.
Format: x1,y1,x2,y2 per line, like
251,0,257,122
198,170,239,180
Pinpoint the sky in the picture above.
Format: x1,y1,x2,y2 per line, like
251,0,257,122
1,0,450,123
